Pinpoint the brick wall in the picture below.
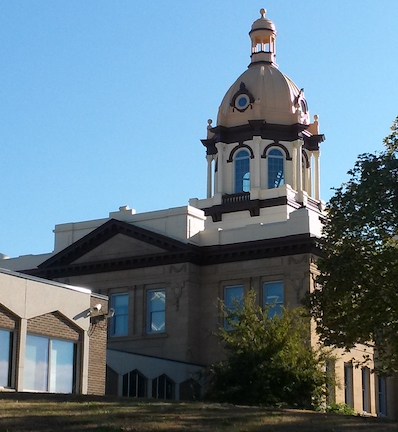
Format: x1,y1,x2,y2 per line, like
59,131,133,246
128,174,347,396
27,311,81,341
0,304,19,388
87,296,108,395
0,304,18,330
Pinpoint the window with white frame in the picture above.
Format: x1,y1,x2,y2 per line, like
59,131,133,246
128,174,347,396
267,148,284,189
224,285,244,329
234,150,250,193
24,335,76,393
0,329,13,388
110,293,129,337
263,281,284,318
147,289,166,334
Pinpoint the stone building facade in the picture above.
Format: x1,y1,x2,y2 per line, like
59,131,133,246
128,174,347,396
1,8,395,418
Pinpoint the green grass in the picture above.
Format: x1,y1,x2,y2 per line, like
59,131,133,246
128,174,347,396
0,394,397,432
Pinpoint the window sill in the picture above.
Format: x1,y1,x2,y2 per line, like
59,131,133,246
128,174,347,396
108,333,169,341
0,387,16,392
144,332,168,339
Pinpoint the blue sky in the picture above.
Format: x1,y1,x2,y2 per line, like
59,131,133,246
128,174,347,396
1,1,398,258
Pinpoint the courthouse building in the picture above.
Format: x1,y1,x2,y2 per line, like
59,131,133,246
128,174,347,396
2,9,395,416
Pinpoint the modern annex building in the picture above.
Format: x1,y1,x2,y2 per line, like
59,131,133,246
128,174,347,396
0,267,108,395
1,9,395,416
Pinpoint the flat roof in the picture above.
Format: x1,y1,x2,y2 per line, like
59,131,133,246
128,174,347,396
0,266,107,300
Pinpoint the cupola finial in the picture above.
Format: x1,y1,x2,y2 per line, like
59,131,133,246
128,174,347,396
250,8,277,67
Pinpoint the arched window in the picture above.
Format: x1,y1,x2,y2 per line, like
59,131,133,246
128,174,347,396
268,148,284,189
234,150,250,193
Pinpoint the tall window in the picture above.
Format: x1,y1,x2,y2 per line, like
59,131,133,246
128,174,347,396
268,148,284,189
24,335,76,393
326,361,335,404
378,375,387,416
110,293,129,337
147,290,166,334
122,369,147,398
263,281,284,318
152,374,174,399
344,362,353,408
0,329,13,388
362,367,371,413
224,285,244,329
234,150,250,193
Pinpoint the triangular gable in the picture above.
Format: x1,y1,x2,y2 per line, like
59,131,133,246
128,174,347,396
39,219,198,270
72,233,167,264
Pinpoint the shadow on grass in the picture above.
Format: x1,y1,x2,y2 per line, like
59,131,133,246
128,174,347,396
0,394,397,432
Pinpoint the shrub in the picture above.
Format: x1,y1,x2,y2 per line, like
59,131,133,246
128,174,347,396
326,403,356,415
206,289,334,409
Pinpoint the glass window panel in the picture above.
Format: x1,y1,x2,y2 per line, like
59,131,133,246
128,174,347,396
234,150,250,193
362,367,370,413
263,281,284,318
225,286,244,308
24,335,49,391
122,373,129,397
150,291,165,311
378,376,387,415
49,339,74,393
147,290,166,334
24,335,76,393
113,294,128,313
110,293,129,336
137,372,147,398
122,370,148,398
0,330,11,387
153,374,174,399
224,285,244,329
129,370,137,397
151,311,165,332
268,148,284,189
344,363,354,407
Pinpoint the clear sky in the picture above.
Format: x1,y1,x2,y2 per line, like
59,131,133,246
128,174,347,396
1,1,398,258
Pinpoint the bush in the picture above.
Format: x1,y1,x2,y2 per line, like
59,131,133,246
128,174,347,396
206,290,334,409
326,403,355,415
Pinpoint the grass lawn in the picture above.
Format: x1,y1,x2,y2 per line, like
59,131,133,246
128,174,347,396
0,394,397,432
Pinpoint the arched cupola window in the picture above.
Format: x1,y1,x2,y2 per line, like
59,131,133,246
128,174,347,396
268,148,284,189
234,150,250,193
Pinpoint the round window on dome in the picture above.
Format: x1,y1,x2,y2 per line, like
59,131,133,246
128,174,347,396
235,94,250,111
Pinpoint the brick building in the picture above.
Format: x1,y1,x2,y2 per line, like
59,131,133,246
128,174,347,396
0,267,107,395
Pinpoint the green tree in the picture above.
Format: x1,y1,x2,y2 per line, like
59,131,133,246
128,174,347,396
206,290,332,409
310,116,398,373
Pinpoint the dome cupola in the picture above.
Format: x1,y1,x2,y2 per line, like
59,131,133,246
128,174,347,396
192,9,325,225
216,9,310,128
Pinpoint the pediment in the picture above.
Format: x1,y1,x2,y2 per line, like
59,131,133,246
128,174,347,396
72,233,167,264
38,219,196,271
